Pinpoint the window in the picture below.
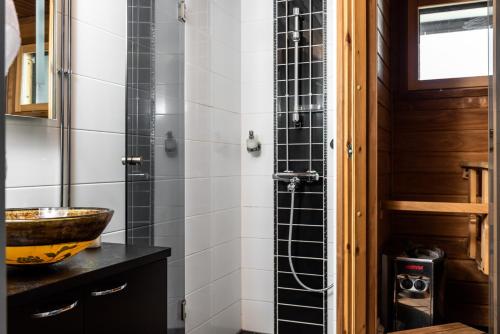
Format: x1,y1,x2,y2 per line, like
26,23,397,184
408,0,491,90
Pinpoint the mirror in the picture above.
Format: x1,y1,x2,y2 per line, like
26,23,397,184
6,0,56,119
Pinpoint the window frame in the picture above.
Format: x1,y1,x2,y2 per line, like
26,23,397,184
408,0,489,90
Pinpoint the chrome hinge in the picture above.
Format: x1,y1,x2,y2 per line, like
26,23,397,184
347,143,353,159
178,0,186,23
181,299,187,321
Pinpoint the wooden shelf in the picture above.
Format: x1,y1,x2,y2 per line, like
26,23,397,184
383,200,488,215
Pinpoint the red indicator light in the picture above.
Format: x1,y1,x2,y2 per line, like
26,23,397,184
405,265,424,271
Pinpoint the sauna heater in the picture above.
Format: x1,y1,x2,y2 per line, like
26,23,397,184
382,247,445,331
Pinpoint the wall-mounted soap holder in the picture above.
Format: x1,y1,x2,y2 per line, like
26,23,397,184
246,130,261,153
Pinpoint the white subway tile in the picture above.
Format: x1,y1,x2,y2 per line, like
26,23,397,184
241,113,274,145
156,84,184,115
186,249,212,294
241,81,273,114
212,239,240,280
71,182,125,233
242,238,273,270
186,63,211,106
241,0,273,22
6,123,61,188
186,140,212,178
210,301,241,334
72,19,126,85
186,214,212,255
72,0,126,37
71,75,125,134
157,54,184,85
186,286,212,332
241,207,274,239
211,39,241,82
242,269,273,302
242,20,273,53
241,176,273,208
210,5,240,50
211,176,241,211
101,230,126,244
211,270,241,316
241,300,274,333
212,109,241,144
6,186,60,208
71,130,125,184
242,50,273,84
186,102,212,141
211,208,241,246
186,178,211,216
211,73,241,113
211,143,240,177
241,144,273,176
155,179,185,222
156,20,182,54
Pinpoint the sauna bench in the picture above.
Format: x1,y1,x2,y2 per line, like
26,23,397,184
389,322,484,333
382,200,488,214
7,243,171,334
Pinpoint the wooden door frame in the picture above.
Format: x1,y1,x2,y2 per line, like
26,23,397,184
336,0,369,333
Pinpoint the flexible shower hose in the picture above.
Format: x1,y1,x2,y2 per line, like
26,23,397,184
288,186,334,292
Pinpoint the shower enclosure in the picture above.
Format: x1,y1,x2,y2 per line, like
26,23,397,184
125,1,185,333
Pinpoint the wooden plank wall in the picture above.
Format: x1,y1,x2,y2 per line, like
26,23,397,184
376,0,392,260
389,1,489,327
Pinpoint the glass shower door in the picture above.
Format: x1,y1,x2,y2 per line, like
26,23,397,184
126,1,185,333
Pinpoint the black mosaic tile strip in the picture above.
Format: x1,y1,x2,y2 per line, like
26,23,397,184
274,0,328,333
277,240,324,258
278,321,324,334
278,272,324,289
278,304,324,324
126,0,155,245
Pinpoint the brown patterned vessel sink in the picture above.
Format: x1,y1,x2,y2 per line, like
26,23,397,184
5,208,114,265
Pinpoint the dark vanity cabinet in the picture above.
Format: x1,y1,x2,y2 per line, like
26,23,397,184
7,244,171,334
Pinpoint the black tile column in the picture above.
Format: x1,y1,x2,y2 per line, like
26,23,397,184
126,0,155,245
274,0,328,333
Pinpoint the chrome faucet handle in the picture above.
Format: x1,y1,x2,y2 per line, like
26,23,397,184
287,177,300,192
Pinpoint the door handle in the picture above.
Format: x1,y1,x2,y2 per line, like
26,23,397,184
31,300,79,318
121,156,143,166
90,283,127,297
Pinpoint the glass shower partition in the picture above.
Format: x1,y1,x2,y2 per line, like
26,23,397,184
126,1,185,333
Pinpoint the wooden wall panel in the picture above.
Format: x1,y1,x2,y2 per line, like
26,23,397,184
376,0,392,248
390,1,490,327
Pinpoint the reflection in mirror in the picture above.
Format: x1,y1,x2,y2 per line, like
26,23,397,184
6,0,55,119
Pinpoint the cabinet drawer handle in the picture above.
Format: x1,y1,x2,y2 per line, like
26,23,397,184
90,283,127,297
32,301,78,319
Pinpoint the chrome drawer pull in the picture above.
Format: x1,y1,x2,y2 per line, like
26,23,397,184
32,301,78,319
90,283,127,297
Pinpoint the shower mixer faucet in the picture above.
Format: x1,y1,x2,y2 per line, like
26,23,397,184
273,170,320,184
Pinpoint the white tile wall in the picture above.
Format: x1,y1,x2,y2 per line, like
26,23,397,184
184,0,242,333
70,0,127,241
5,1,127,242
327,1,338,332
240,0,275,331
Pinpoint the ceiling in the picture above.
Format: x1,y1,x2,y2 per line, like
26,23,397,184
14,0,49,19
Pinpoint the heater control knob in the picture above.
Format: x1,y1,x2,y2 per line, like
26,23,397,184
400,278,413,290
414,279,427,292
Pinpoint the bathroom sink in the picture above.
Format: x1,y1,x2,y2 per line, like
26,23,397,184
5,208,114,265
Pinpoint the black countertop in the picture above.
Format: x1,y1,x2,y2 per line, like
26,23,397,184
7,243,171,306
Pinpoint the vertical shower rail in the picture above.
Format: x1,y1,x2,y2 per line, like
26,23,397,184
292,7,301,127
